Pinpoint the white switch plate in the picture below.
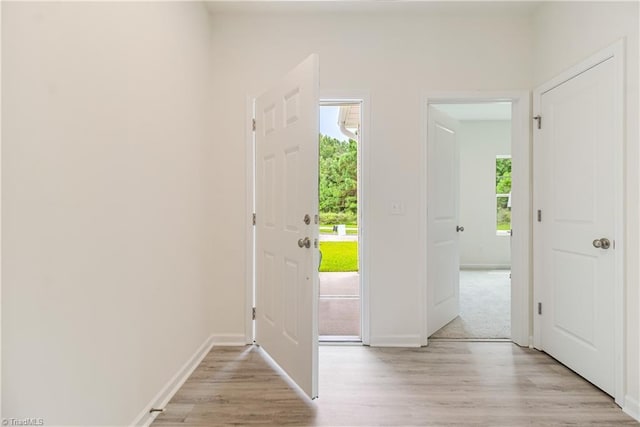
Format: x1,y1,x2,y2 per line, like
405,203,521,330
390,201,405,215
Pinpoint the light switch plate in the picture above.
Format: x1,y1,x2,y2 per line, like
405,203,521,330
390,201,405,215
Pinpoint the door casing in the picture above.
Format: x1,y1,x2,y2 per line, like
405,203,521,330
420,91,531,347
533,40,625,405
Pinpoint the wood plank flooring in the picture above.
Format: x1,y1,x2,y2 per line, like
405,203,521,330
152,342,637,426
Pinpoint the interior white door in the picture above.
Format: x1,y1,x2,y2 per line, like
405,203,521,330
427,106,461,336
536,57,618,396
254,54,319,399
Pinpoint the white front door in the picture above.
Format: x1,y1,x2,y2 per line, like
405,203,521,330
255,55,319,399
427,106,461,336
534,55,620,396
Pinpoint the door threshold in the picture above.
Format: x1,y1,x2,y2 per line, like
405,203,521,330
319,336,362,345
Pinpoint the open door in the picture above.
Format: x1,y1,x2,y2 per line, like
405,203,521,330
254,54,319,399
427,106,461,336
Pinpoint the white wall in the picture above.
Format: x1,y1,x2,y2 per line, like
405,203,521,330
457,120,511,269
206,4,533,346
532,1,639,417
2,2,215,425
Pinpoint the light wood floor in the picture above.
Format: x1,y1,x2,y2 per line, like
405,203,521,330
152,342,637,426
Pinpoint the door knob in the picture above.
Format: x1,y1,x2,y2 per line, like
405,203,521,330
298,237,311,249
593,238,611,250
456,225,465,232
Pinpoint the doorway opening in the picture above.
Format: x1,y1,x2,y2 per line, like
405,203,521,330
318,101,362,342
428,102,513,340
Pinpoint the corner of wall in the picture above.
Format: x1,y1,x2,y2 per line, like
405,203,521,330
131,334,216,427
623,395,640,422
211,334,248,346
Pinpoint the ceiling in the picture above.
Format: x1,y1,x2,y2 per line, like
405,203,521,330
431,102,512,121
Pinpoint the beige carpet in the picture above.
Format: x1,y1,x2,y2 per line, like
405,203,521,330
430,269,511,339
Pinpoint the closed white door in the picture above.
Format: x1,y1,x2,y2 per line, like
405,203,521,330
255,55,319,399
427,107,461,336
535,56,619,396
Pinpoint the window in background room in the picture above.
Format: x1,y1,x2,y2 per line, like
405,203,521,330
496,155,512,235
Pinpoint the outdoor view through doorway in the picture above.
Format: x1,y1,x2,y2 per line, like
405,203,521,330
319,102,361,341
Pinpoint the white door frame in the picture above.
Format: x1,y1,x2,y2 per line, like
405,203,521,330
420,91,531,347
319,91,371,345
533,40,625,404
244,94,256,344
244,90,372,346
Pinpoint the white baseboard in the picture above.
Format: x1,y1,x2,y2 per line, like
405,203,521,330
369,334,421,347
131,333,248,426
131,334,215,427
623,395,640,422
211,333,248,346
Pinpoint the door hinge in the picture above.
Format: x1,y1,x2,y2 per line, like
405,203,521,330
534,115,542,129
537,209,542,222
314,214,319,225
252,118,256,132
252,307,256,320
538,302,542,315
252,213,256,226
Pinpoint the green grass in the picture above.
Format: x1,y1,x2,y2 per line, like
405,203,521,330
497,222,511,231
319,241,358,272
